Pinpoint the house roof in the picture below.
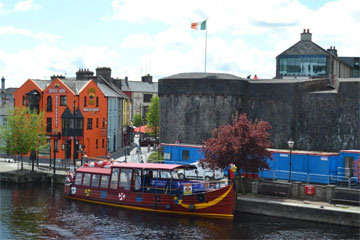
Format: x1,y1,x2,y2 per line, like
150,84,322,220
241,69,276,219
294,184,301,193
126,81,158,93
32,79,51,90
28,77,129,100
276,40,352,68
97,75,130,100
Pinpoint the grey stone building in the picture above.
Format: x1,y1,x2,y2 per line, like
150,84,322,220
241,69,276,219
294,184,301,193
159,73,359,152
0,77,17,155
276,29,356,80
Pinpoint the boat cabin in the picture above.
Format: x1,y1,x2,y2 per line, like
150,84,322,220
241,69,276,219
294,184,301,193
72,162,210,195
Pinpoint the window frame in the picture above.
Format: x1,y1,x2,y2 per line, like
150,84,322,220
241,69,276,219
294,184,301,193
46,96,52,112
87,118,93,129
60,95,67,106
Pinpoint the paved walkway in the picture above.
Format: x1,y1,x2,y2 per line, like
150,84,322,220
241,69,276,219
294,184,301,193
237,194,360,214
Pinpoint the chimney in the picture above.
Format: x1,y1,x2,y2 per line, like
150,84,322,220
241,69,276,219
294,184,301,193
141,74,153,83
327,46,338,57
300,29,312,41
1,76,5,93
76,68,94,80
96,67,112,83
125,76,129,86
50,75,66,81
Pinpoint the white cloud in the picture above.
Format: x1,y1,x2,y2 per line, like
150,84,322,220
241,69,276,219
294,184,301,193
0,26,59,43
14,0,40,12
109,0,360,80
120,34,154,48
2,0,359,88
0,44,125,87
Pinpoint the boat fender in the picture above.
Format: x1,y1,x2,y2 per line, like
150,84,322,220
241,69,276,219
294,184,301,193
197,194,205,203
189,203,195,211
165,204,172,210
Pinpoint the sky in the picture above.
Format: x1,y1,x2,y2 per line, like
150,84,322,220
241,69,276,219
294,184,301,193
0,0,359,88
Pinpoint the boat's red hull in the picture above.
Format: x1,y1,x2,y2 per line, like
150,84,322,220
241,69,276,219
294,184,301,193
64,183,235,218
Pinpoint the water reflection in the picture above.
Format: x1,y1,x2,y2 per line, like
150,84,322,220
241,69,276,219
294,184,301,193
0,182,358,239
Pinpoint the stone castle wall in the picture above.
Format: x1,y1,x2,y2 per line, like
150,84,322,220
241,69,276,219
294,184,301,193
159,75,359,152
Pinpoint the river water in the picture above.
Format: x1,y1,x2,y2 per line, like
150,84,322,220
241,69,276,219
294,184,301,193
0,182,358,239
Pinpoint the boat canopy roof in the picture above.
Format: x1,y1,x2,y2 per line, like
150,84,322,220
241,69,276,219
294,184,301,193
76,167,112,174
75,163,197,174
112,162,197,171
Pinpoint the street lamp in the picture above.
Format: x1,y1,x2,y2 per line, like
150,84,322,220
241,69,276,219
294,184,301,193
288,139,295,182
73,100,76,168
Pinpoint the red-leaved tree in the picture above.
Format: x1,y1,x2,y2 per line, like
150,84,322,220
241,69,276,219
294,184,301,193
200,112,272,174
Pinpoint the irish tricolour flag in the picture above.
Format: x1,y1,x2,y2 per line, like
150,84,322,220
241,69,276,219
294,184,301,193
191,20,206,30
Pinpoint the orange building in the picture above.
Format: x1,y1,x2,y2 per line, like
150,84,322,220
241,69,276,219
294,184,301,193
14,68,129,164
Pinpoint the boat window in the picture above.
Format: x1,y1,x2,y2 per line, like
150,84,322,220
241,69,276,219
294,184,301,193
100,175,109,188
153,170,171,179
134,170,141,191
83,173,91,187
110,168,120,189
75,173,83,185
91,174,100,188
119,168,132,190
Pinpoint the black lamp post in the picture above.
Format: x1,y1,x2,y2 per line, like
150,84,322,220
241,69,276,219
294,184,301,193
288,139,295,182
73,100,76,168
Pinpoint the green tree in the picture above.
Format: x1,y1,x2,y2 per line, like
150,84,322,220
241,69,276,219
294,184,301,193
133,113,143,127
0,107,48,170
146,96,160,139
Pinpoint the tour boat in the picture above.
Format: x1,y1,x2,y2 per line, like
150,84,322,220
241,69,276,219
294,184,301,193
64,162,235,218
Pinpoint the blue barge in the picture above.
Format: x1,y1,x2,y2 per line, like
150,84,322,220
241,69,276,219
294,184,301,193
163,143,360,185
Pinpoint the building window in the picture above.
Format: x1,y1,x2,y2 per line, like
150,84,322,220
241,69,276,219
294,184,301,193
60,95,67,106
46,96,52,111
96,118,99,128
96,97,99,107
22,96,25,105
96,139,98,148
182,150,189,161
143,94,153,103
3,117,7,126
87,118,93,129
102,118,105,128
102,139,104,148
84,96,87,107
279,55,327,77
46,118,52,133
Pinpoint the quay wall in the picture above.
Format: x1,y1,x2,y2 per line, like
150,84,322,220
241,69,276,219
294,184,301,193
0,171,65,184
236,196,360,227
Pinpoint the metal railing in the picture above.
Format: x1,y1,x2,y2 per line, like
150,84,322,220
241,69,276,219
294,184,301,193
263,169,359,188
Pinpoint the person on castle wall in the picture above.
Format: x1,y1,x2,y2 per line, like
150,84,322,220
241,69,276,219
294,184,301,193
253,75,258,79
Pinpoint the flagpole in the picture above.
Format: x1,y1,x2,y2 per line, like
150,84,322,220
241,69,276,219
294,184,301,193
204,18,207,73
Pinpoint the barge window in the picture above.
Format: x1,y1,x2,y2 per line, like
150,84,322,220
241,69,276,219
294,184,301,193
182,150,189,161
91,174,100,188
75,173,83,185
83,173,91,187
110,168,120,189
119,169,132,190
100,175,109,188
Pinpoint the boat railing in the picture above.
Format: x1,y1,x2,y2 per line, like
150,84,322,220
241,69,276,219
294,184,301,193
140,178,231,195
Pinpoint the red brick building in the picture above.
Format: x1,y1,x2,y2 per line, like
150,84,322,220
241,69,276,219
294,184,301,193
14,68,129,164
